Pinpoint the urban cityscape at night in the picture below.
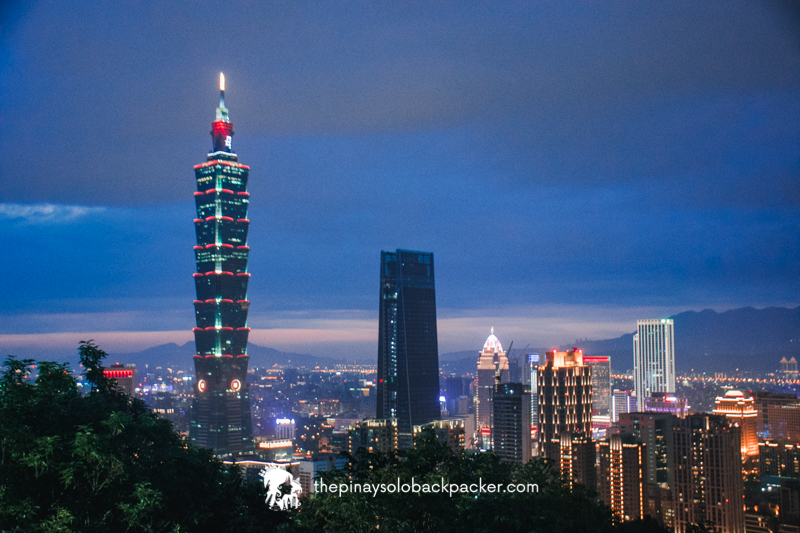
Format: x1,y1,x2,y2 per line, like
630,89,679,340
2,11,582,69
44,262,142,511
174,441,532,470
1,2,798,532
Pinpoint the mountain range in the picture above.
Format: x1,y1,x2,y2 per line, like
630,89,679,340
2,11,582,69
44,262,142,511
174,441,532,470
5,306,798,376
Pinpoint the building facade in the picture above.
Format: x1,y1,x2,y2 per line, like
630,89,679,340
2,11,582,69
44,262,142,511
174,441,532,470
475,329,509,446
672,414,745,533
493,383,531,464
618,412,675,488
558,431,596,491
538,348,593,459
190,74,253,455
413,419,466,453
713,390,758,458
103,363,136,396
376,250,440,449
633,319,675,412
612,389,638,423
585,356,611,417
753,391,800,443
348,419,399,455
645,392,689,418
598,433,649,522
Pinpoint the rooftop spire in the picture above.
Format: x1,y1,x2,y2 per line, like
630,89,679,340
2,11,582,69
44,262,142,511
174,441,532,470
216,72,229,123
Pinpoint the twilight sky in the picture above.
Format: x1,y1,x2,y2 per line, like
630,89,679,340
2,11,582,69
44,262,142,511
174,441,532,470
1,1,798,361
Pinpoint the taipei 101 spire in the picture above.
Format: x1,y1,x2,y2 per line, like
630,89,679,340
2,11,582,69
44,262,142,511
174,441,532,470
189,74,253,455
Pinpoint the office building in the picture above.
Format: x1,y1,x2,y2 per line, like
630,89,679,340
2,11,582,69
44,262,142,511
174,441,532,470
558,431,596,491
493,383,531,464
538,348,592,459
598,433,649,522
475,328,509,446
758,441,800,479
612,389,638,423
274,418,296,441
672,414,745,533
781,357,799,375
585,356,611,417
527,352,540,451
103,363,136,396
617,412,674,488
348,419,398,455
413,419,465,453
754,392,800,442
376,250,440,449
190,74,253,455
645,392,689,418
633,319,675,411
297,453,349,494
714,390,758,458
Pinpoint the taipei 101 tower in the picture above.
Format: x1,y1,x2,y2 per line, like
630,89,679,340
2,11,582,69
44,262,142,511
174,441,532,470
189,74,253,455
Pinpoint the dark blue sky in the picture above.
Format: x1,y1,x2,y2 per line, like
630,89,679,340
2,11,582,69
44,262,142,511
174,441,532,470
1,2,798,359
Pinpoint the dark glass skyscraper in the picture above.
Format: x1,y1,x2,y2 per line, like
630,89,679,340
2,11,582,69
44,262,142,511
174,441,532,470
376,250,440,448
189,74,253,455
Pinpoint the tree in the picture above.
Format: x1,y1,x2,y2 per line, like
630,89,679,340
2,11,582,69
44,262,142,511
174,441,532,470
0,343,289,533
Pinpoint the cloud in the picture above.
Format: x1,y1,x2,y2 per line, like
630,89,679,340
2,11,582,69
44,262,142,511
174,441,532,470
0,203,106,224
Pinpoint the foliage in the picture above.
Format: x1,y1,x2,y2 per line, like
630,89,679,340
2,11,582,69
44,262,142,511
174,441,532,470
289,432,620,533
0,342,288,533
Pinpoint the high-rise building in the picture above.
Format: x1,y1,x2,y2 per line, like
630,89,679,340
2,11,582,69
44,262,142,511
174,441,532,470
413,419,466,453
598,433,649,522
376,250,440,449
538,348,592,459
527,352,540,451
103,363,136,396
617,412,675,488
713,390,758,458
190,74,253,455
753,391,800,442
348,419,398,455
558,431,596,491
672,414,745,533
475,328,509,446
493,383,531,464
645,392,689,418
758,441,800,479
612,389,637,423
585,356,611,417
633,319,675,411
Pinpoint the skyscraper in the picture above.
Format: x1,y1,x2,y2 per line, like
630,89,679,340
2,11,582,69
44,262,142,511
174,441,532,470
633,319,675,411
493,383,531,464
585,355,611,416
376,250,440,449
714,390,758,458
538,348,593,459
475,328,509,445
672,414,744,533
598,433,649,522
189,74,253,455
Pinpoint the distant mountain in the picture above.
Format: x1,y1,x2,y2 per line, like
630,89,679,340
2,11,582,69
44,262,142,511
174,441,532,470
573,306,800,374
9,342,354,372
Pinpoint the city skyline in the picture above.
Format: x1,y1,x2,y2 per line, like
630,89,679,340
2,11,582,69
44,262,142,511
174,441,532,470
1,3,798,362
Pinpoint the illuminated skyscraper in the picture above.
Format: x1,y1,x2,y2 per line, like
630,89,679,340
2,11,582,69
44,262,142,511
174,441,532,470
598,433,649,522
376,250,440,449
493,383,531,464
672,414,744,533
538,348,592,459
189,74,253,455
714,390,758,458
475,328,509,445
585,355,611,416
633,319,675,411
